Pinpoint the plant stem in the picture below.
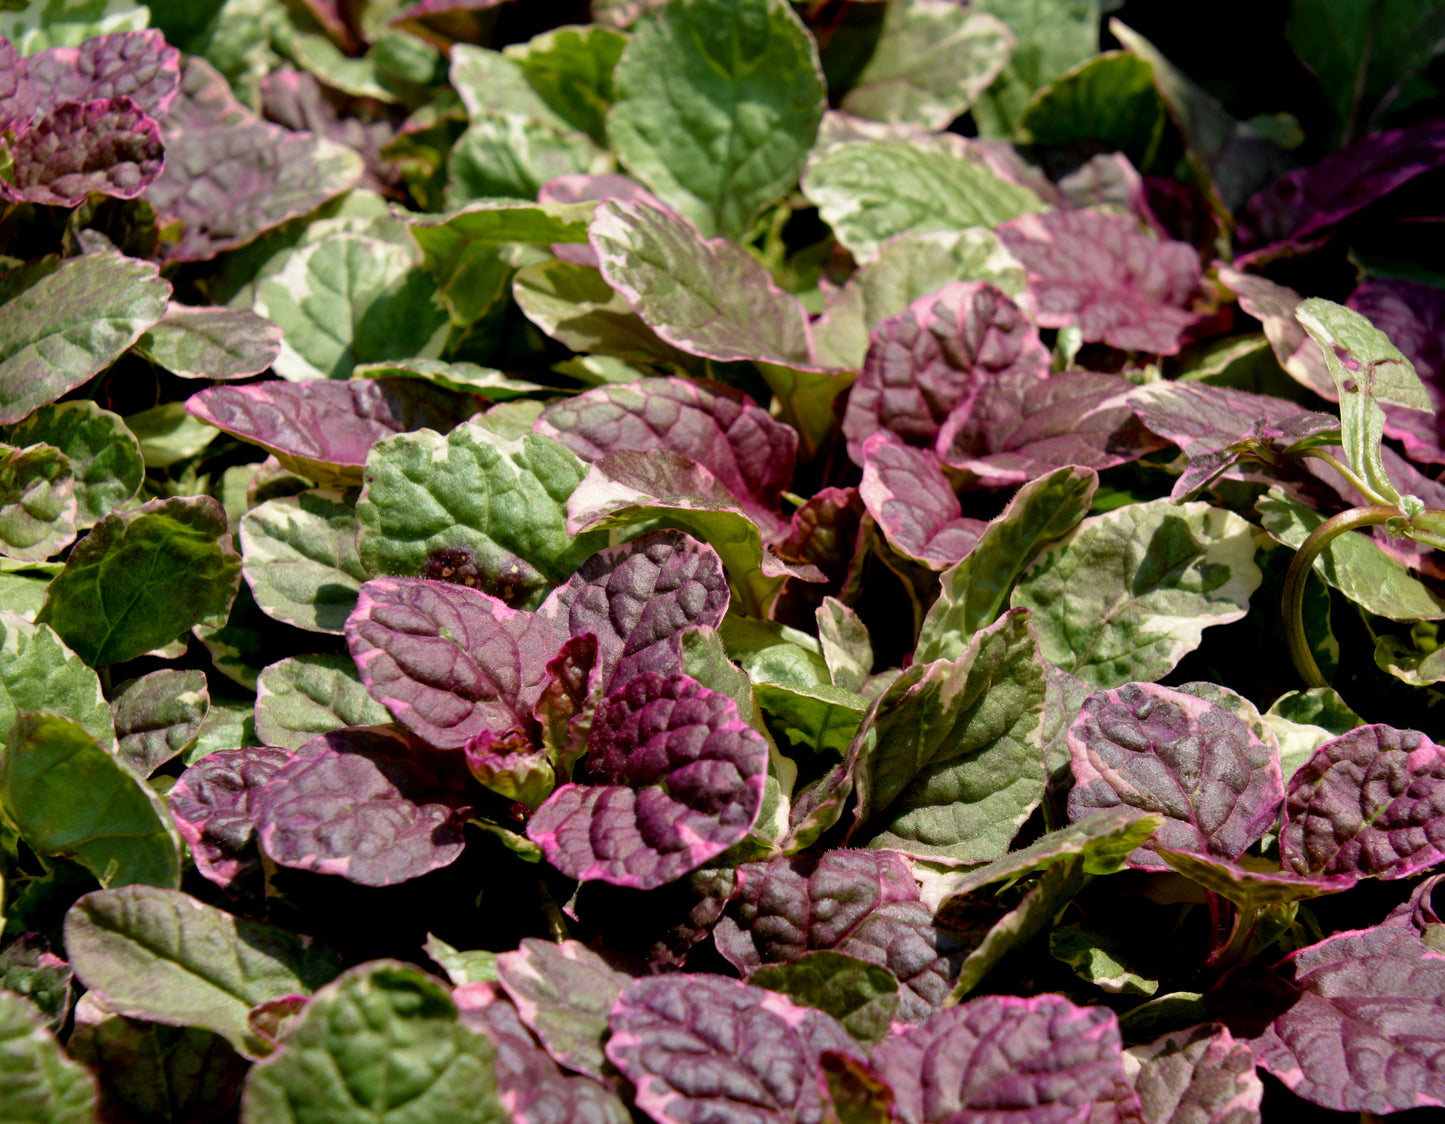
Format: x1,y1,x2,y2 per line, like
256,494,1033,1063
1294,450,1380,504
1282,505,1398,688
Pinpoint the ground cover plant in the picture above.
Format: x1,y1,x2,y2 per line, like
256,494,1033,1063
2,0,1445,1119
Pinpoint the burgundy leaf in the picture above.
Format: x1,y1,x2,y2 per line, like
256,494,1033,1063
253,725,474,886
1347,277,1445,464
996,209,1204,354
0,38,38,133
539,174,665,267
938,371,1161,487
771,485,868,624
535,376,798,538
537,529,730,695
259,68,401,197
1382,874,1444,936
1280,724,1445,880
346,576,563,750
15,30,180,120
858,434,985,569
185,378,483,487
1237,121,1445,263
606,974,866,1124
842,281,1050,464
527,672,767,890
1122,1024,1262,1124
2,96,163,206
1067,683,1284,871
1246,925,1445,1113
1216,268,1333,398
869,993,1141,1124
169,746,295,891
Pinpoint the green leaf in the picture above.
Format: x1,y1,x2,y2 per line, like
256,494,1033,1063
36,496,242,668
721,615,832,688
1375,629,1445,687
357,425,608,610
969,0,1101,136
185,698,260,765
133,304,283,381
0,614,114,752
0,570,52,621
423,935,499,986
0,252,170,426
1257,490,1445,622
606,0,825,241
0,443,75,562
64,885,344,1059
1049,925,1158,996
0,990,96,1123
1155,847,1356,911
111,669,209,777
851,609,1046,862
841,2,1014,130
801,139,1045,263
241,961,508,1123
353,359,549,400
254,654,391,751
1295,297,1432,506
253,232,449,382
1012,499,1262,687
504,23,628,143
754,680,867,760
1,402,143,527
816,597,873,694
122,403,220,469
0,0,147,54
240,489,367,634
750,951,900,1047
1,713,179,890
917,466,1098,664
1017,50,1165,165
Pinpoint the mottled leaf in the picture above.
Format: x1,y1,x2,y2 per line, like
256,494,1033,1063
1154,847,1357,911
0,442,75,562
1347,277,1445,464
111,668,208,776
134,303,283,380
3,96,164,207
1122,1024,1263,1124
0,401,142,526
970,0,1100,136
0,990,96,1124
254,654,390,752
858,435,985,569
240,489,366,634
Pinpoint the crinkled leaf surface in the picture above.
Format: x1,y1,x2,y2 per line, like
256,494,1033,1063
3,95,165,207
0,613,115,753
0,250,169,426
2,712,179,889
356,424,608,609
169,745,294,890
111,667,208,776
1280,724,1445,880
1066,682,1284,870
1013,499,1262,686
750,951,900,1048
36,495,241,668
7,28,179,117
0,401,142,526
241,489,367,634
242,961,508,1123
134,304,283,380
0,989,96,1124
1121,1024,1263,1124
606,974,865,1124
528,672,767,889
605,0,824,241
0,441,75,562
254,654,390,752
858,435,985,570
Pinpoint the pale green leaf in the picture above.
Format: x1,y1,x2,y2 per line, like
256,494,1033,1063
240,489,367,634
0,612,114,752
0,990,96,1123
123,402,219,469
504,23,628,143
970,0,1101,136
1,402,143,526
133,304,283,381
1049,925,1157,996
254,654,390,751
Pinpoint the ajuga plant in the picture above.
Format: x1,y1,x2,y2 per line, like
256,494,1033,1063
4,1,1445,1122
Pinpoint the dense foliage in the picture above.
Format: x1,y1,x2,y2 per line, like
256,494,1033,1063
1,0,1444,1120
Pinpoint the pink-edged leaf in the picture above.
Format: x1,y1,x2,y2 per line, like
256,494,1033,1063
16,30,180,121
771,485,868,621
1216,268,1333,398
495,938,631,1080
539,174,664,267
842,281,1050,465
185,378,483,488
253,725,474,887
938,370,1160,487
1066,683,1284,871
1237,121,1445,263
0,38,37,133
1347,277,1445,464
169,746,294,891
869,993,1141,1124
606,974,866,1124
996,209,1203,354
527,672,768,890
1280,724,1445,881
858,434,985,569
247,994,309,1050
535,376,797,538
345,576,563,750
3,96,163,206
537,529,729,695
1122,1024,1262,1124
533,633,603,779
1246,925,1445,1114
714,849,969,1023
1382,873,1443,936
144,58,364,263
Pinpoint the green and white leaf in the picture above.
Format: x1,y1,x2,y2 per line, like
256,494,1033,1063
0,442,76,562
254,654,391,751
133,304,283,381
0,0,148,54
354,359,549,399
503,23,628,143
110,669,209,778
240,489,368,634
2,402,143,526
816,597,873,693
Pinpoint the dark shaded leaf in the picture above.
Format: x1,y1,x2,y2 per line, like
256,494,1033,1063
169,745,294,891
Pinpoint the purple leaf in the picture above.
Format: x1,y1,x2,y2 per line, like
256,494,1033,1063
258,69,401,197
1216,268,1334,399
537,529,730,695
996,209,1204,354
526,672,768,890
841,281,1050,465
1347,277,1445,464
938,371,1160,487
713,849,967,1022
185,378,484,488
1382,874,1443,936
771,486,868,622
535,376,798,538
1237,121,1445,263
1121,1024,1263,1124
1246,925,1445,1113
2,96,164,207
539,174,664,267
12,30,180,121
345,576,563,750
869,993,1140,1124
605,974,866,1124
858,434,985,569
1067,683,1284,871
253,725,475,887
169,746,294,891
1280,724,1445,881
